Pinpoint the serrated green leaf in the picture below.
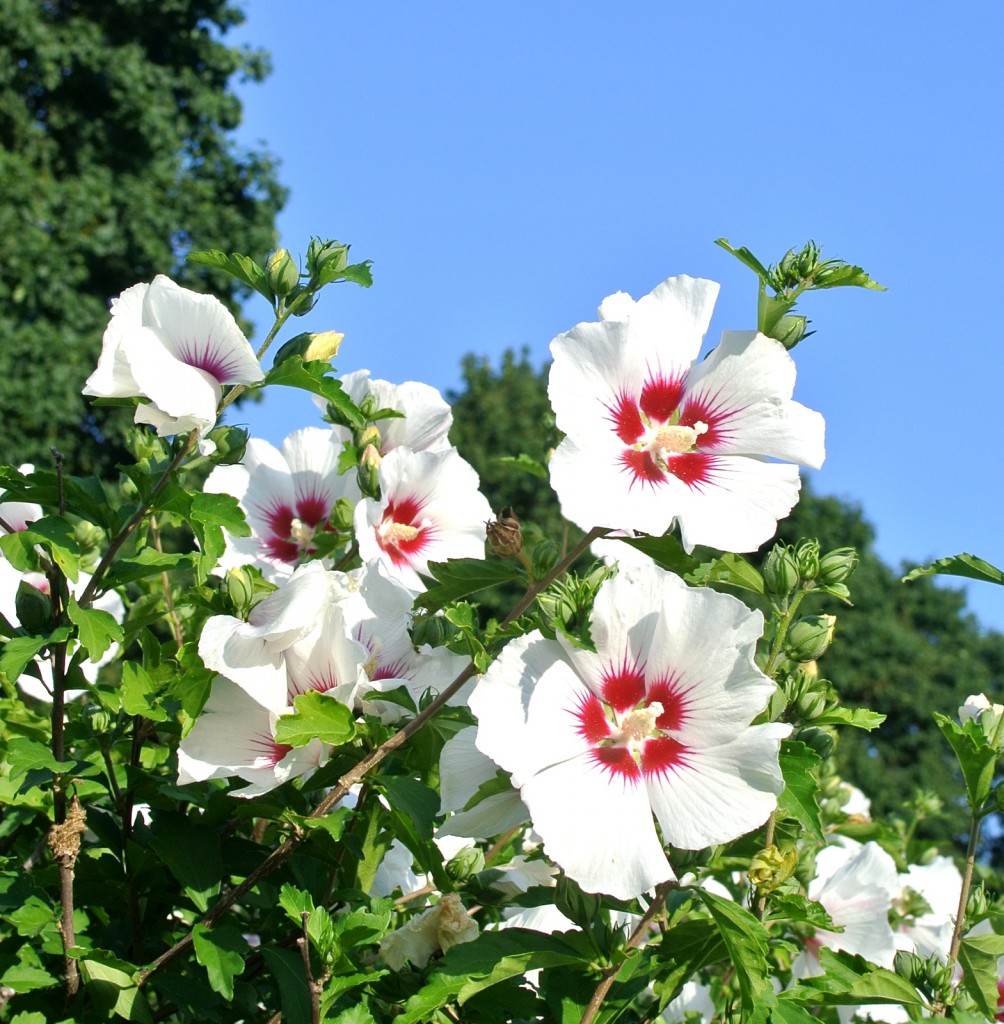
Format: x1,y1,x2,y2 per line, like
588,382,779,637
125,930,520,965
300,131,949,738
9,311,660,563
789,948,927,1007
934,712,998,809
812,706,885,730
0,627,70,681
494,453,548,480
120,662,168,722
765,891,839,930
698,889,771,1018
690,553,765,595
958,931,1004,1017
340,260,374,287
398,929,587,1023
193,924,247,1001
903,552,1004,586
264,356,366,429
6,895,56,937
273,691,356,747
67,596,123,662
187,248,273,303
778,739,824,841
414,558,523,611
715,238,772,281
5,737,74,784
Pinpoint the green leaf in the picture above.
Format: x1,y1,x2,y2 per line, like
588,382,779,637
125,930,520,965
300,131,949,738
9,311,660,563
494,453,549,480
689,553,766,595
78,951,153,1023
399,929,587,1023
697,889,771,1019
903,552,1004,586
811,706,885,730
147,814,223,913
264,356,366,429
0,627,70,681
102,548,195,589
262,947,311,1024
340,260,375,287
6,895,56,937
778,739,824,841
765,892,839,931
67,596,123,662
651,918,727,1005
377,775,443,884
190,492,249,581
934,711,998,809
6,737,74,785
187,248,273,303
414,558,524,611
618,534,700,576
192,924,247,1002
789,948,927,1007
273,691,356,748
0,961,58,992
958,931,1004,1017
120,662,168,722
715,238,772,281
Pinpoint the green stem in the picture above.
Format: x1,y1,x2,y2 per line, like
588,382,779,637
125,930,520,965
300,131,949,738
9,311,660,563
764,590,805,679
945,813,981,977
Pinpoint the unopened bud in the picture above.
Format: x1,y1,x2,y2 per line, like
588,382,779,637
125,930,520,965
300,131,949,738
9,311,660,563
799,726,835,758
966,883,989,921
445,845,485,882
771,314,808,350
266,248,299,297
226,567,256,616
818,547,858,586
795,539,821,581
330,498,355,532
357,444,382,499
795,688,828,722
357,424,382,451
74,520,104,553
485,507,523,558
16,580,51,633
748,843,798,893
763,545,800,598
303,330,344,363
307,238,349,278
82,703,114,735
206,425,249,466
786,614,836,662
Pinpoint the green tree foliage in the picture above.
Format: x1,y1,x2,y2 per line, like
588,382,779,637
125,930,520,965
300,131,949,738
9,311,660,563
449,349,1004,849
0,0,286,476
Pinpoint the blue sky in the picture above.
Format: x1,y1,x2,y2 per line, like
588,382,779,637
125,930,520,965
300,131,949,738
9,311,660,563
227,1,1004,627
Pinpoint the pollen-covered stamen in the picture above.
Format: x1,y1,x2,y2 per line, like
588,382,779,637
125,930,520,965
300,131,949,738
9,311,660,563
652,420,707,459
613,701,664,747
379,520,422,545
289,517,315,548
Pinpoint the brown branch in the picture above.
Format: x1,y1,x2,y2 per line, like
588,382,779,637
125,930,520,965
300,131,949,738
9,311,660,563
299,911,322,1024
580,879,676,1024
49,795,86,999
136,526,608,985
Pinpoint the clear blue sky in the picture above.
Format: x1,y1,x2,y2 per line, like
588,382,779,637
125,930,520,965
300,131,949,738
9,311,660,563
227,1,1004,628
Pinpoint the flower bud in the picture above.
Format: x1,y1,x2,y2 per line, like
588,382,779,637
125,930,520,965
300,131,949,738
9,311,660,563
748,842,798,893
798,726,835,758
331,497,355,532
771,314,808,350
73,520,104,553
16,580,52,633
795,539,821,580
818,547,858,586
411,611,449,648
81,703,115,735
966,882,989,921
785,614,836,662
445,845,485,882
959,693,1004,747
206,425,249,466
795,688,829,722
265,248,299,297
226,567,256,617
307,238,349,278
763,545,800,598
357,444,382,499
485,507,523,558
357,424,382,451
303,330,344,363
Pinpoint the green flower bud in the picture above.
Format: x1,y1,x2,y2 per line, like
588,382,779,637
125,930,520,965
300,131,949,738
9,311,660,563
16,580,52,634
786,614,836,662
206,425,249,466
795,539,821,580
307,238,349,278
763,545,800,598
357,424,383,451
748,842,798,893
771,313,808,350
818,547,858,586
411,611,448,648
81,703,115,735
266,248,299,297
330,497,355,532
445,845,485,882
966,882,989,921
226,567,256,617
798,726,835,758
356,444,382,499
795,688,829,722
73,520,104,553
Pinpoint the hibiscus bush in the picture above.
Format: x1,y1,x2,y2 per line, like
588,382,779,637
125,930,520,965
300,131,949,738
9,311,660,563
0,236,1002,1024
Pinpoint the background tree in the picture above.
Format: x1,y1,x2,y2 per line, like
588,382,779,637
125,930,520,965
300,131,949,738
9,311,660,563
449,349,1004,851
0,0,286,477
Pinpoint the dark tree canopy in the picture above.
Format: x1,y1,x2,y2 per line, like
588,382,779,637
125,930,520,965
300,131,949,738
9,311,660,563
448,349,1004,849
0,0,286,476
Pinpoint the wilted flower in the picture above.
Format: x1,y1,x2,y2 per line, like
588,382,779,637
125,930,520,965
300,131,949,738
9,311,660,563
378,892,479,970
